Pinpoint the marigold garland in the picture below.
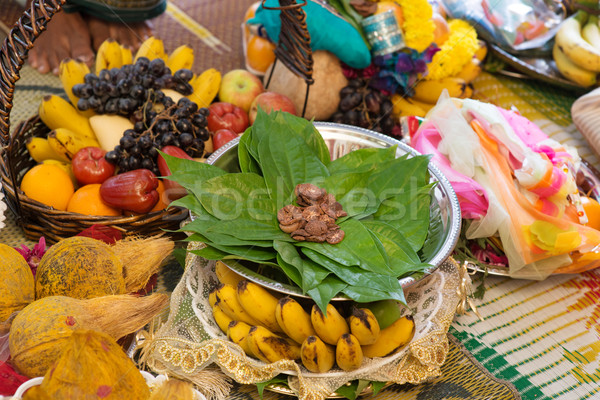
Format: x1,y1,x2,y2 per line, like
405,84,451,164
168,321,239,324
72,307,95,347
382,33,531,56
395,0,435,53
425,19,479,80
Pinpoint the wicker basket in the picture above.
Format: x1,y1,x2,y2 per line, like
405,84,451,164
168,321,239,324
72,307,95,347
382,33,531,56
0,0,188,244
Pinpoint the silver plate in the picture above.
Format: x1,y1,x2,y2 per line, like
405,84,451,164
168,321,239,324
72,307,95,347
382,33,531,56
206,122,462,298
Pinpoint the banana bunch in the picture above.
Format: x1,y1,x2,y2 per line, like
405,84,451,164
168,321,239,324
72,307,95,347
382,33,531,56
391,40,487,119
210,268,416,372
553,11,600,87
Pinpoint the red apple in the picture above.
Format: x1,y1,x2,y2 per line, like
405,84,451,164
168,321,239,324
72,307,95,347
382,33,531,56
207,102,250,134
218,69,264,112
248,91,297,124
213,129,239,151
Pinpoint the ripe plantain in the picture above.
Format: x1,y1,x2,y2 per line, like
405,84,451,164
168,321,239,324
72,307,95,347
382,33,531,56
227,320,255,357
38,95,97,140
26,136,69,163
412,77,471,104
348,307,380,345
186,68,221,108
275,297,316,344
310,303,349,345
237,280,282,333
167,44,195,72
47,128,101,161
214,260,244,287
212,305,233,334
300,335,335,373
246,325,301,363
211,283,261,326
335,333,363,371
362,315,415,358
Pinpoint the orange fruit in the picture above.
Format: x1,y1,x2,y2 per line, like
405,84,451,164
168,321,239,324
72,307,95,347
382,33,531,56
151,180,169,212
581,196,600,230
20,163,75,211
246,35,276,73
67,184,121,216
375,1,404,27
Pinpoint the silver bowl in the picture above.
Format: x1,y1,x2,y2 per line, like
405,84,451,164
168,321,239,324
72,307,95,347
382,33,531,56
206,122,462,298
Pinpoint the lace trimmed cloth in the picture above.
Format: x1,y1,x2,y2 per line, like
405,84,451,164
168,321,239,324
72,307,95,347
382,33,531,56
141,242,465,400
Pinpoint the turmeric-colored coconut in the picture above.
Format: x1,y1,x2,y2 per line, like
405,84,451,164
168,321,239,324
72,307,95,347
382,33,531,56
9,293,168,377
149,379,196,400
33,330,150,399
35,236,125,300
0,243,34,325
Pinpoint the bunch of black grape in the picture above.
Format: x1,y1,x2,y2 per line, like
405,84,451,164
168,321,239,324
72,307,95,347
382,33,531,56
104,92,210,175
330,78,397,136
72,57,193,115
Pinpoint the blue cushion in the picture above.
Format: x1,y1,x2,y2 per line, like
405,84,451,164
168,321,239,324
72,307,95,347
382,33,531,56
248,0,371,69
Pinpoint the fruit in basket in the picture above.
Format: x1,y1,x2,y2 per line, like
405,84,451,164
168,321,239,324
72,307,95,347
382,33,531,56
31,330,150,399
67,184,122,216
38,94,97,140
300,335,336,373
246,325,301,363
0,244,34,324
157,145,195,202
20,163,75,211
207,101,250,134
35,236,125,300
248,91,297,124
215,260,244,287
167,44,195,72
135,36,167,62
311,304,350,345
335,333,364,371
99,169,160,213
213,128,239,151
58,58,95,117
89,114,135,152
211,283,260,326
218,69,264,112
361,315,415,358
227,320,256,356
26,136,69,163
95,38,125,74
8,293,168,378
553,42,598,87
246,35,276,74
237,280,282,333
71,146,115,185
348,307,380,345
187,68,222,108
47,127,101,161
275,297,317,344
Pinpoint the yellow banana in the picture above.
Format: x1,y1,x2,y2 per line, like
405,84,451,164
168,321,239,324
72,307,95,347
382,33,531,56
227,320,255,357
390,94,427,118
310,304,349,345
335,333,363,371
454,57,482,84
95,38,123,74
362,315,415,358
47,128,100,161
135,36,167,61
237,280,282,333
58,59,95,117
300,335,335,373
212,283,261,326
553,42,598,87
348,308,380,345
120,44,133,66
582,15,600,49
167,44,195,72
38,95,96,140
412,77,470,103
212,305,233,334
214,260,244,287
89,114,134,152
473,39,488,62
275,297,316,344
246,325,301,363
26,136,69,163
186,68,221,108
42,159,77,187
555,11,600,72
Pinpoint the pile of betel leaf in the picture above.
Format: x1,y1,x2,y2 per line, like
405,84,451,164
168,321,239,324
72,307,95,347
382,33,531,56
163,109,436,310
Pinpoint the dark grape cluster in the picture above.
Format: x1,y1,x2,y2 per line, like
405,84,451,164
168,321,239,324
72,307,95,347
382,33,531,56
104,93,210,175
330,78,397,136
72,57,194,115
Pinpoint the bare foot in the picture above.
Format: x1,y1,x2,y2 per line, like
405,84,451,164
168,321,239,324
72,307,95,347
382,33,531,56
28,11,95,75
86,17,153,53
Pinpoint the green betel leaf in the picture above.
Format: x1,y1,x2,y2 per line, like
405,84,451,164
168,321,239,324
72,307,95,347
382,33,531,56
186,232,277,262
160,151,226,191
274,240,331,292
341,283,406,304
362,220,421,266
277,112,331,165
207,218,290,242
307,275,348,312
327,146,397,175
238,126,261,174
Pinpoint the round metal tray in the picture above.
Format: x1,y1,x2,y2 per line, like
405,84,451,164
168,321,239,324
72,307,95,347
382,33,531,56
206,122,462,298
